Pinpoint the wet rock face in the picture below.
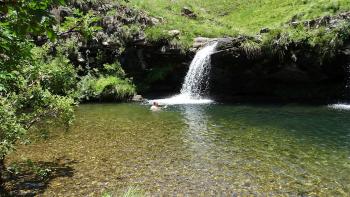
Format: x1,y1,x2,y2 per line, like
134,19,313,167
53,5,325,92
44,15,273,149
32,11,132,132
121,43,191,95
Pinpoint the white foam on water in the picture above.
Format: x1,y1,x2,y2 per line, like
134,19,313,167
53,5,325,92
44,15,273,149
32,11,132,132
149,94,213,105
328,103,350,110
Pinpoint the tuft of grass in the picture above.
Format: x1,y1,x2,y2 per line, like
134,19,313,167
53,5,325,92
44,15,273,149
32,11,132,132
240,39,262,60
102,187,145,197
122,187,144,197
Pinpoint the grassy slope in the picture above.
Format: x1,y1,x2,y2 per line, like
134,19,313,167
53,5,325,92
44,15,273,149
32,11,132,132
127,0,350,46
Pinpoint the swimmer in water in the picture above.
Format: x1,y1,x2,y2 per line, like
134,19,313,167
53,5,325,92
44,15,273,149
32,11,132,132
150,102,161,111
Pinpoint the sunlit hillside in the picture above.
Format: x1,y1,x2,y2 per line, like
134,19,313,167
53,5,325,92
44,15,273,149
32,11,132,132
128,0,350,45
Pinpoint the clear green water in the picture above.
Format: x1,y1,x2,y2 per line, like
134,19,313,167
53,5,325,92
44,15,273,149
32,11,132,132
7,103,350,196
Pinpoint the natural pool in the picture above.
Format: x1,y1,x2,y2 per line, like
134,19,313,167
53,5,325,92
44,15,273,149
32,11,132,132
6,103,350,196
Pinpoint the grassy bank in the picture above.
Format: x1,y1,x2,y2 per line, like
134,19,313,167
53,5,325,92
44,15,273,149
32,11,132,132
127,0,350,46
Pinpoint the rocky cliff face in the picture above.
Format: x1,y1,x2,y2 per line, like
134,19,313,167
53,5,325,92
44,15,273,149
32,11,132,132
210,37,348,102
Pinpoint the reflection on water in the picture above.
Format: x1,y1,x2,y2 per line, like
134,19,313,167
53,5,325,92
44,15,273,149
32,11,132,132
180,105,213,173
6,103,350,196
181,105,209,139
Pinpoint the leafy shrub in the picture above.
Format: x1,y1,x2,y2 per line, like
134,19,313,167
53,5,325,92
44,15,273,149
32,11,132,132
41,56,78,96
0,98,26,158
77,75,136,102
30,45,78,96
103,62,126,77
60,9,102,40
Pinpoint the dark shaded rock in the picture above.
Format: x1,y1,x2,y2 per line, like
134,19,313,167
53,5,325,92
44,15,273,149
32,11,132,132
168,30,181,37
260,28,270,33
208,35,348,102
121,41,191,94
267,64,311,83
181,7,197,19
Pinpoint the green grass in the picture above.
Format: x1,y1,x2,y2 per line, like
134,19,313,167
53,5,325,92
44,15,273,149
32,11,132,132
127,0,350,47
102,187,144,197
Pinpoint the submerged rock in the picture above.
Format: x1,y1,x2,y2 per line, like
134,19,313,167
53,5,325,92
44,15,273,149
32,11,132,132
132,95,144,102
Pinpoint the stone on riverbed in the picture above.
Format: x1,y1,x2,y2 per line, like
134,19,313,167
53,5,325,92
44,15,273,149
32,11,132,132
132,95,144,102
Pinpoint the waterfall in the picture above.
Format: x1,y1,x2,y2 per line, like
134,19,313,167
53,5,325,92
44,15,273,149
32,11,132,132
150,42,217,105
329,64,350,110
180,42,218,97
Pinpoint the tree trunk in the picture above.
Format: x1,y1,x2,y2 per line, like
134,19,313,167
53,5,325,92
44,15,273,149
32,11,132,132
0,157,6,194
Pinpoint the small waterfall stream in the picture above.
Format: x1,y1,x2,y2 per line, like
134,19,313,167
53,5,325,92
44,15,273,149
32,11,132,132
151,42,217,105
329,64,350,110
180,42,218,97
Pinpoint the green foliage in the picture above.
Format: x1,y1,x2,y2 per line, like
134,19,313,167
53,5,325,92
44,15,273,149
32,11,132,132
77,75,136,102
306,23,350,62
25,159,52,179
0,0,64,39
60,9,102,39
0,90,75,159
7,159,52,180
0,0,76,177
103,62,126,77
260,21,350,63
31,46,78,96
0,98,26,158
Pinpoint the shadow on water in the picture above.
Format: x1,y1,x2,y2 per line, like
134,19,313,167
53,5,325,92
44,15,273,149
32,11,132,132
3,158,75,197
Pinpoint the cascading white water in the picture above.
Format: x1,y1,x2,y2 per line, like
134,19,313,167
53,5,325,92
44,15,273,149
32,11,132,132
150,42,218,105
329,64,350,110
180,42,217,97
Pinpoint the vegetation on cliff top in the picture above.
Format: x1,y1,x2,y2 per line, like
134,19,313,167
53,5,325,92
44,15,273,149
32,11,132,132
128,0,350,46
